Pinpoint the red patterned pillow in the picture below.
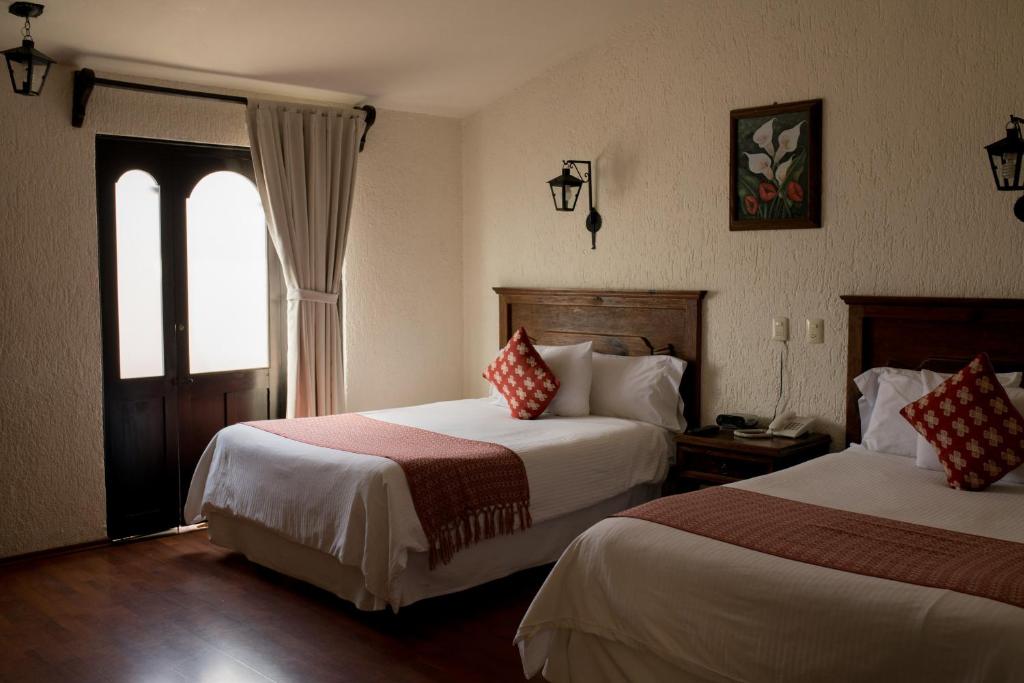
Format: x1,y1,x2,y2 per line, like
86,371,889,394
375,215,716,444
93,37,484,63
483,327,560,419
900,353,1024,491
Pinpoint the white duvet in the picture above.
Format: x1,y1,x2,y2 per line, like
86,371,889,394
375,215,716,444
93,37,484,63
516,448,1024,683
184,398,672,608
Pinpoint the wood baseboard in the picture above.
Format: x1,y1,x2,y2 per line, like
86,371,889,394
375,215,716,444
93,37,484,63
0,524,207,566
0,538,111,566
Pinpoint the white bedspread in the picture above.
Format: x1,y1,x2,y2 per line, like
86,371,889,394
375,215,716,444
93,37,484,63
516,448,1024,683
184,398,672,608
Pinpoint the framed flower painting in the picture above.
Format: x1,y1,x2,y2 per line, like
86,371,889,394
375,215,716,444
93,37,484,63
729,99,822,230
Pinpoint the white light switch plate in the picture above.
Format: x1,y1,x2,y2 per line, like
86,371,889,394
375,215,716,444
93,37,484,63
772,317,789,342
806,318,824,344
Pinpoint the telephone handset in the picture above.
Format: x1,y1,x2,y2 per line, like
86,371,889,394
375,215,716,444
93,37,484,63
767,412,814,439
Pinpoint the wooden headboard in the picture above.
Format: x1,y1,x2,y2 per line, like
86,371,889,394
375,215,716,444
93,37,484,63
495,288,706,428
843,295,1024,445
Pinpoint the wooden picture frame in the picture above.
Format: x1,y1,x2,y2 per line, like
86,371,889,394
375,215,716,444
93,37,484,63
729,99,822,231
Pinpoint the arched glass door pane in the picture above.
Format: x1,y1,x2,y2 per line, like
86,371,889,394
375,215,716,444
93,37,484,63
115,170,165,379
186,171,269,374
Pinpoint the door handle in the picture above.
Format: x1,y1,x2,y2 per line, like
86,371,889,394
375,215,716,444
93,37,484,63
176,323,186,332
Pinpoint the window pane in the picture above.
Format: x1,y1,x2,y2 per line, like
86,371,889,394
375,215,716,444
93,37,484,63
115,170,165,379
186,171,268,374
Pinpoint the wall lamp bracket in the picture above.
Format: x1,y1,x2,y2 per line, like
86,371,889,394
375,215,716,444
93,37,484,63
547,159,603,249
985,114,1024,222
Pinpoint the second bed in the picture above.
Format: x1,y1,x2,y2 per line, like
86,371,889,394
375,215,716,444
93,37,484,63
185,288,705,611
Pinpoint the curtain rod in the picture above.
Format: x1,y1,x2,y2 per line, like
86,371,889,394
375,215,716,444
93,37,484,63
71,68,376,152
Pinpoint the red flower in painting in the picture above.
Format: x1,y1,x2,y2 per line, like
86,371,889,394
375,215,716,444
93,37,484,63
787,181,804,202
744,195,759,215
758,182,778,202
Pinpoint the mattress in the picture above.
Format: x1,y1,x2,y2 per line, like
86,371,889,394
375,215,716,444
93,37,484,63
184,398,673,610
516,447,1024,683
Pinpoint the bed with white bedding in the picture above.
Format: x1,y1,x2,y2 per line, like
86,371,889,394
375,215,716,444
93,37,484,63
516,295,1024,682
516,448,1024,682
185,398,673,610
184,288,706,611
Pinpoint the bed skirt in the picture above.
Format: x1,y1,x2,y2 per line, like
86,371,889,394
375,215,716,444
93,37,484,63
520,630,703,683
205,483,660,611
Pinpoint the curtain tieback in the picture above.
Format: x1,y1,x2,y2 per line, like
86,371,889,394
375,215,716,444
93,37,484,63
287,288,339,305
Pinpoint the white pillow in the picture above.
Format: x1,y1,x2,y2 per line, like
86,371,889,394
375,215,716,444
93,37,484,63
914,370,1024,484
860,370,927,457
589,353,687,431
536,342,593,416
489,341,593,417
854,366,1021,436
854,368,915,437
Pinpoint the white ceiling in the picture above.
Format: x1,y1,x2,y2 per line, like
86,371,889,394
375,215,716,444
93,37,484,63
17,0,661,117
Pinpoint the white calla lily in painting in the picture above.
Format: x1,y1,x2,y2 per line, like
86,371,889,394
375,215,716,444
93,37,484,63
744,152,775,181
776,158,793,185
752,118,775,156
775,121,804,163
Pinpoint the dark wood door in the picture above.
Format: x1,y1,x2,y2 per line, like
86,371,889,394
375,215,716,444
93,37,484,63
98,137,284,540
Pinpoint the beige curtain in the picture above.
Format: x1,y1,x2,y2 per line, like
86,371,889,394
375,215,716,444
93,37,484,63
247,100,365,417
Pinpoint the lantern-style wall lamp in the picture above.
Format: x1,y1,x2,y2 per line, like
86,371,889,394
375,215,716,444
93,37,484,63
547,160,603,249
985,114,1024,222
3,2,53,96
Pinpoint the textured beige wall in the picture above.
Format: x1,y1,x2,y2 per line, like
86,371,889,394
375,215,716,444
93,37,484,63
0,66,462,557
345,110,463,412
462,1,1024,441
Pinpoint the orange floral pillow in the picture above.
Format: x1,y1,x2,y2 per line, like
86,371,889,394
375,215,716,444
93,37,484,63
482,328,560,419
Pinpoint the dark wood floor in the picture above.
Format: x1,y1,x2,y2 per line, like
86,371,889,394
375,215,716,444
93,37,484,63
0,531,548,682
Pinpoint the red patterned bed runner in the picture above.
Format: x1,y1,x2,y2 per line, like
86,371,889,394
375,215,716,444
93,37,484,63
617,487,1024,608
245,413,531,568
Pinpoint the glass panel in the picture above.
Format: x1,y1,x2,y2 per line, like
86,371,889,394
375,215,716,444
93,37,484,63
186,171,268,374
8,59,28,93
565,184,581,210
1001,152,1019,188
29,61,49,95
115,170,165,379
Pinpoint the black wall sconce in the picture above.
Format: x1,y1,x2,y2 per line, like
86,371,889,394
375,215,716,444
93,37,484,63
985,114,1024,222
3,2,53,96
547,160,602,249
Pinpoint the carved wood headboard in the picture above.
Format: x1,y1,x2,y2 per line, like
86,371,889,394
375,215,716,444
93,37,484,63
495,288,706,428
842,295,1024,445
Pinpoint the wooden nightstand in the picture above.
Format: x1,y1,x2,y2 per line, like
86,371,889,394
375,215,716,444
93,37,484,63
671,430,831,493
